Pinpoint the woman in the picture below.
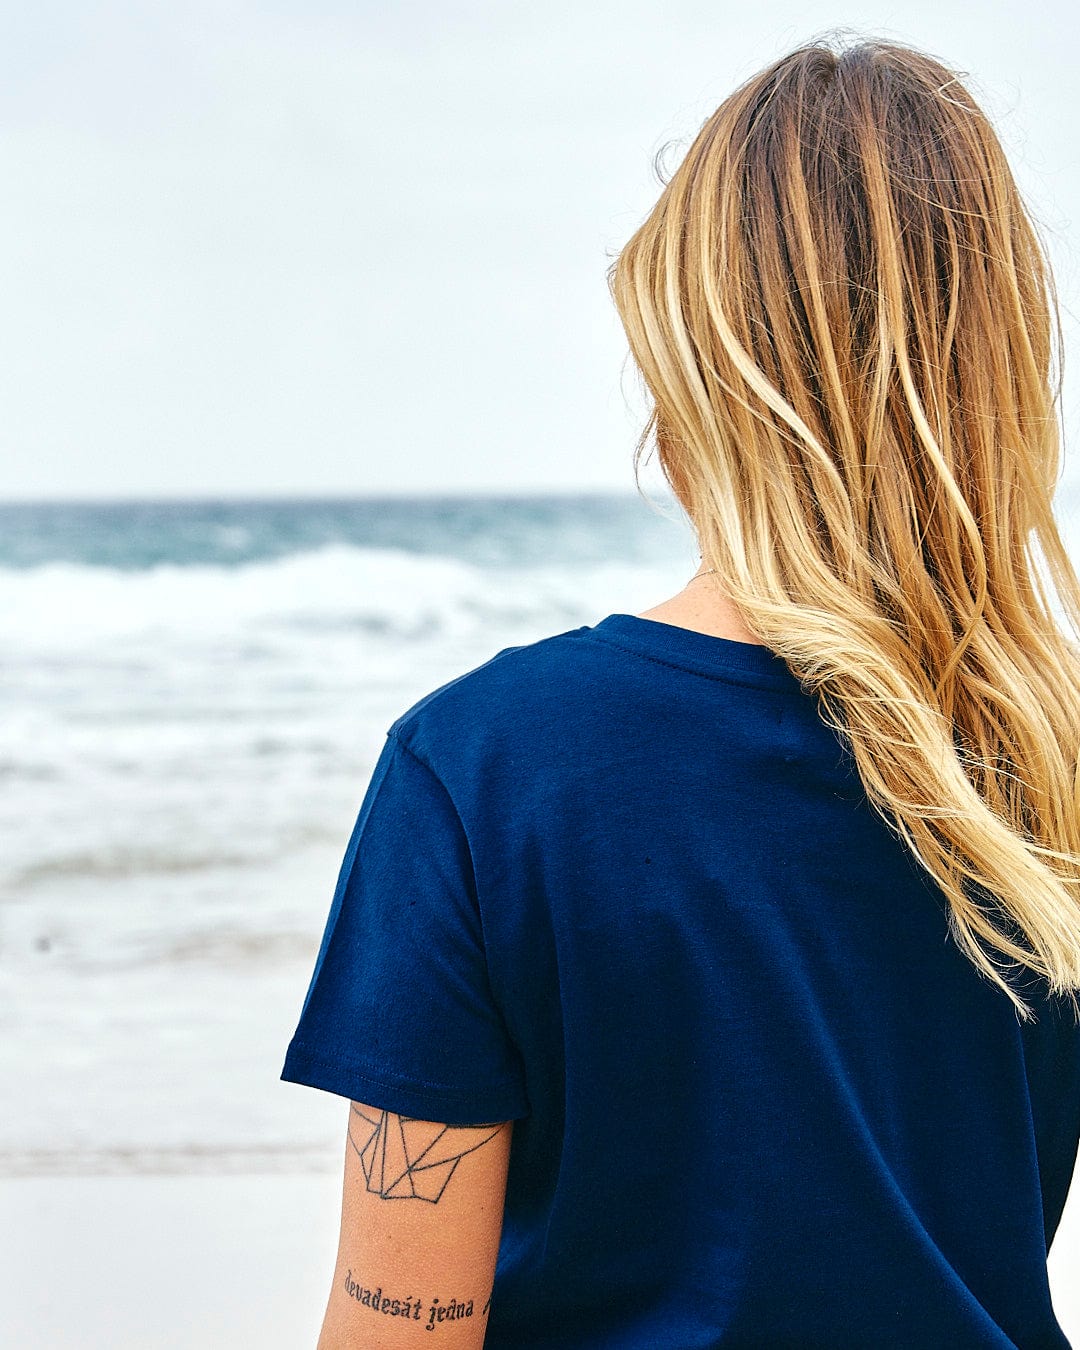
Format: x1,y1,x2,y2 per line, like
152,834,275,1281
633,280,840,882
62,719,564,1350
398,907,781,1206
281,34,1080,1348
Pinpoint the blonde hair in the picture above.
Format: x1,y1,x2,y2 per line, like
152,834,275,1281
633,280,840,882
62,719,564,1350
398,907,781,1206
608,32,1080,1022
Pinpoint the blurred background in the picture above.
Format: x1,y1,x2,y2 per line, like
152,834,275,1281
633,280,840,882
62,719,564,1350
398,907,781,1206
2,2,1079,1346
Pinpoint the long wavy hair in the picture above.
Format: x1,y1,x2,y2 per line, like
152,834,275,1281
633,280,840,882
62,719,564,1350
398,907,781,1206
608,33,1080,1022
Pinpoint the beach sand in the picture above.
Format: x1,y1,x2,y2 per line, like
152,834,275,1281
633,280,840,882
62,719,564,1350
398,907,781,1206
1,1173,342,1349
3,1162,1079,1348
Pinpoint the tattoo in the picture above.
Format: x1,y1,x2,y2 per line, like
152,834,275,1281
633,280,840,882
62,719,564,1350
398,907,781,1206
341,1268,494,1331
349,1103,506,1202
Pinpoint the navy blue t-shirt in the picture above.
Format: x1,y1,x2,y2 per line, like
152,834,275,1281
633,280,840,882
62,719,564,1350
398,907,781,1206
281,613,1080,1348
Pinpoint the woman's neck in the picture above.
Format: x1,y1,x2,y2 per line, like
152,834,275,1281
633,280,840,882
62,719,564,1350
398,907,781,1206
635,573,765,645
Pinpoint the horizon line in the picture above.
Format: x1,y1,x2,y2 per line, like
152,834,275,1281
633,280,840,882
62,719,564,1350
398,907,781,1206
0,485,675,509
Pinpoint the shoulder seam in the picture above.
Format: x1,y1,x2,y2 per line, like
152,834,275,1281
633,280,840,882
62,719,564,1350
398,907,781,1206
383,731,525,1064
387,724,446,786
384,725,499,969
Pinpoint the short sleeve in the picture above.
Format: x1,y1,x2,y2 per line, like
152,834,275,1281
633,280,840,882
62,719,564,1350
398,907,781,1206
280,729,530,1124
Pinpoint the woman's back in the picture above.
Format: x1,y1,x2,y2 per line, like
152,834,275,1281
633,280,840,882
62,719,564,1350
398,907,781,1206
282,611,1080,1346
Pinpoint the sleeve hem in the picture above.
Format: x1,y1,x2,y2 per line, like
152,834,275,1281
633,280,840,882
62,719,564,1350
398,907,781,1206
279,1042,531,1124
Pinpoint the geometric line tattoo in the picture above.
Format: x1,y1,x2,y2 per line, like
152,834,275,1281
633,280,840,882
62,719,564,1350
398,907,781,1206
348,1102,506,1203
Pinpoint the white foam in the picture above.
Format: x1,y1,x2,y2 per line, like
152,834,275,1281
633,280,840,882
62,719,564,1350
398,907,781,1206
0,543,689,651
0,545,688,891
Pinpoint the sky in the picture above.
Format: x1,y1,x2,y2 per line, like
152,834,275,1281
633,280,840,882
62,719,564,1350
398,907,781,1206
4,1,1080,500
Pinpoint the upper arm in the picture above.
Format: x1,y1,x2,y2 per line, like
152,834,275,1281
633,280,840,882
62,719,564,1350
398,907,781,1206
317,1100,514,1349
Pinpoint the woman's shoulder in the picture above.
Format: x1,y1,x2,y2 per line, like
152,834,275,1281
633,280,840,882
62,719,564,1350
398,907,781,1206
386,621,605,772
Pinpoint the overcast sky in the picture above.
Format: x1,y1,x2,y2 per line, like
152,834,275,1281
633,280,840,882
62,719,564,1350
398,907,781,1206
4,1,1080,500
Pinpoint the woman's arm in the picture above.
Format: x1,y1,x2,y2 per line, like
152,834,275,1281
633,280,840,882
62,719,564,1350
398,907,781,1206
316,1101,514,1349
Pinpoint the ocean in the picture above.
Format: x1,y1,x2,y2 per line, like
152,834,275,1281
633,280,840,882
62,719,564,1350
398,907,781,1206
3,486,1078,1176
